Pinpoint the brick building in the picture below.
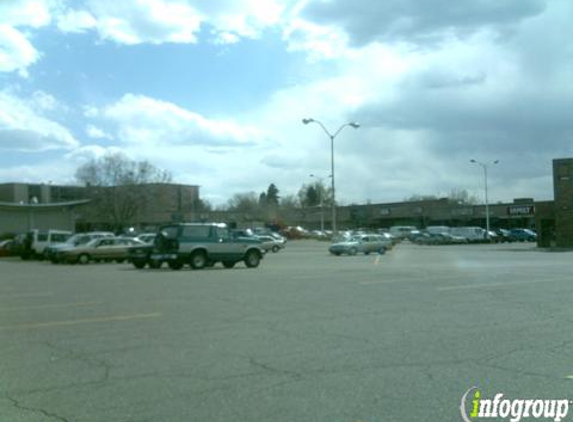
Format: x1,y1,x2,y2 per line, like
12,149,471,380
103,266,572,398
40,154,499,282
552,158,573,247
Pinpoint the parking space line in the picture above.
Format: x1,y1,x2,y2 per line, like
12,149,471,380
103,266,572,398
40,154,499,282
0,312,161,331
1,292,54,299
360,279,405,285
436,279,554,291
0,301,103,313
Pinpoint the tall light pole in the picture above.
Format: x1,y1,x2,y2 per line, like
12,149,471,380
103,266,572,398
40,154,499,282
309,173,331,233
302,118,359,237
470,159,499,240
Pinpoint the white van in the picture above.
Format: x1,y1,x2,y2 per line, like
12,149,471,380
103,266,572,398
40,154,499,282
389,226,417,239
21,229,73,259
449,227,486,242
426,226,450,235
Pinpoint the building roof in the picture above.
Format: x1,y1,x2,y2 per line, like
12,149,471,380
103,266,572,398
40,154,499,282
0,199,92,209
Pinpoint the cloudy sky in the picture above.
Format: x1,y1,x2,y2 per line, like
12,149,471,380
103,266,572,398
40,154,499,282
1,0,571,205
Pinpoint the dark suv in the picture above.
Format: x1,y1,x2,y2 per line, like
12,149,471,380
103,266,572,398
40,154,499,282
128,223,265,270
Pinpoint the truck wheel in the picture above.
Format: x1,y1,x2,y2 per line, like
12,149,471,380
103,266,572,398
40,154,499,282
133,260,146,269
222,261,235,269
190,251,207,269
168,260,183,270
271,245,280,253
78,254,90,265
244,250,261,268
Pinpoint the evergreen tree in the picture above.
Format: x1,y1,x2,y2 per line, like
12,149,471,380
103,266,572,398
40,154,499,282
266,183,279,206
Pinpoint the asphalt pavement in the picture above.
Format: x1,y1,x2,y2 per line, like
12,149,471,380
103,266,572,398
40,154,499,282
1,240,573,422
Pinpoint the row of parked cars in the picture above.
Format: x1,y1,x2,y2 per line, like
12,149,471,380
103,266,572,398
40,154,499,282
0,224,288,270
325,225,538,254
408,226,537,245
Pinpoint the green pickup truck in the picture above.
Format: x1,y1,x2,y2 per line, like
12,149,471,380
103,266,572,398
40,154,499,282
128,223,265,270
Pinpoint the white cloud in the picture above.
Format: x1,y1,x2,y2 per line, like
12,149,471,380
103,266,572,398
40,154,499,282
283,18,350,60
56,9,97,33
0,90,79,152
200,0,288,43
0,163,76,185
54,0,296,45
0,0,54,28
0,25,41,74
58,1,202,45
64,144,125,163
0,0,60,75
91,93,267,147
86,124,113,140
30,91,66,112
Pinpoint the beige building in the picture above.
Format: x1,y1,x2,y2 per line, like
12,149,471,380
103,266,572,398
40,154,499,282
0,200,90,234
0,182,200,234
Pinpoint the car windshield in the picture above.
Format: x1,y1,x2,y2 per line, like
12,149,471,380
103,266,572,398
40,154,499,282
85,238,101,248
65,234,86,245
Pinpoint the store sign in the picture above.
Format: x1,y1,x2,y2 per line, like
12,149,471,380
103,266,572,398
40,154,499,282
507,205,535,216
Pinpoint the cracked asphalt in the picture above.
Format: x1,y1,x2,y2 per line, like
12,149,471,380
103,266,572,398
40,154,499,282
1,240,573,421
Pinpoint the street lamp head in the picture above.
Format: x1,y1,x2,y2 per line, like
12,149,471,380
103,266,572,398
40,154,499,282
302,118,314,125
349,122,360,129
470,159,476,163
493,160,499,164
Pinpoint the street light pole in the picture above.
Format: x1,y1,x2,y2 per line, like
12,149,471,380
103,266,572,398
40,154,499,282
302,118,359,237
470,159,499,240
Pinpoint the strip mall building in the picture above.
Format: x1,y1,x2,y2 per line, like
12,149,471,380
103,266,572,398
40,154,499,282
1,158,572,248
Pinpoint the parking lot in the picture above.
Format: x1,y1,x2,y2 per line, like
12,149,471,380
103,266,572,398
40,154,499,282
2,240,573,422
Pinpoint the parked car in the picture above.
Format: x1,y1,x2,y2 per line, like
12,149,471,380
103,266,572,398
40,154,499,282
449,227,487,243
426,226,451,235
20,229,72,260
389,226,417,239
415,233,468,245
493,228,515,242
509,228,537,242
0,239,14,257
128,223,266,270
256,235,286,253
135,233,156,244
380,232,400,245
45,232,115,263
57,237,144,264
329,234,391,256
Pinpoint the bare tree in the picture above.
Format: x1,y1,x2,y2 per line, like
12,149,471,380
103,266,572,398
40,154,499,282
75,152,172,230
448,188,479,205
280,194,300,209
226,192,261,215
404,188,479,205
